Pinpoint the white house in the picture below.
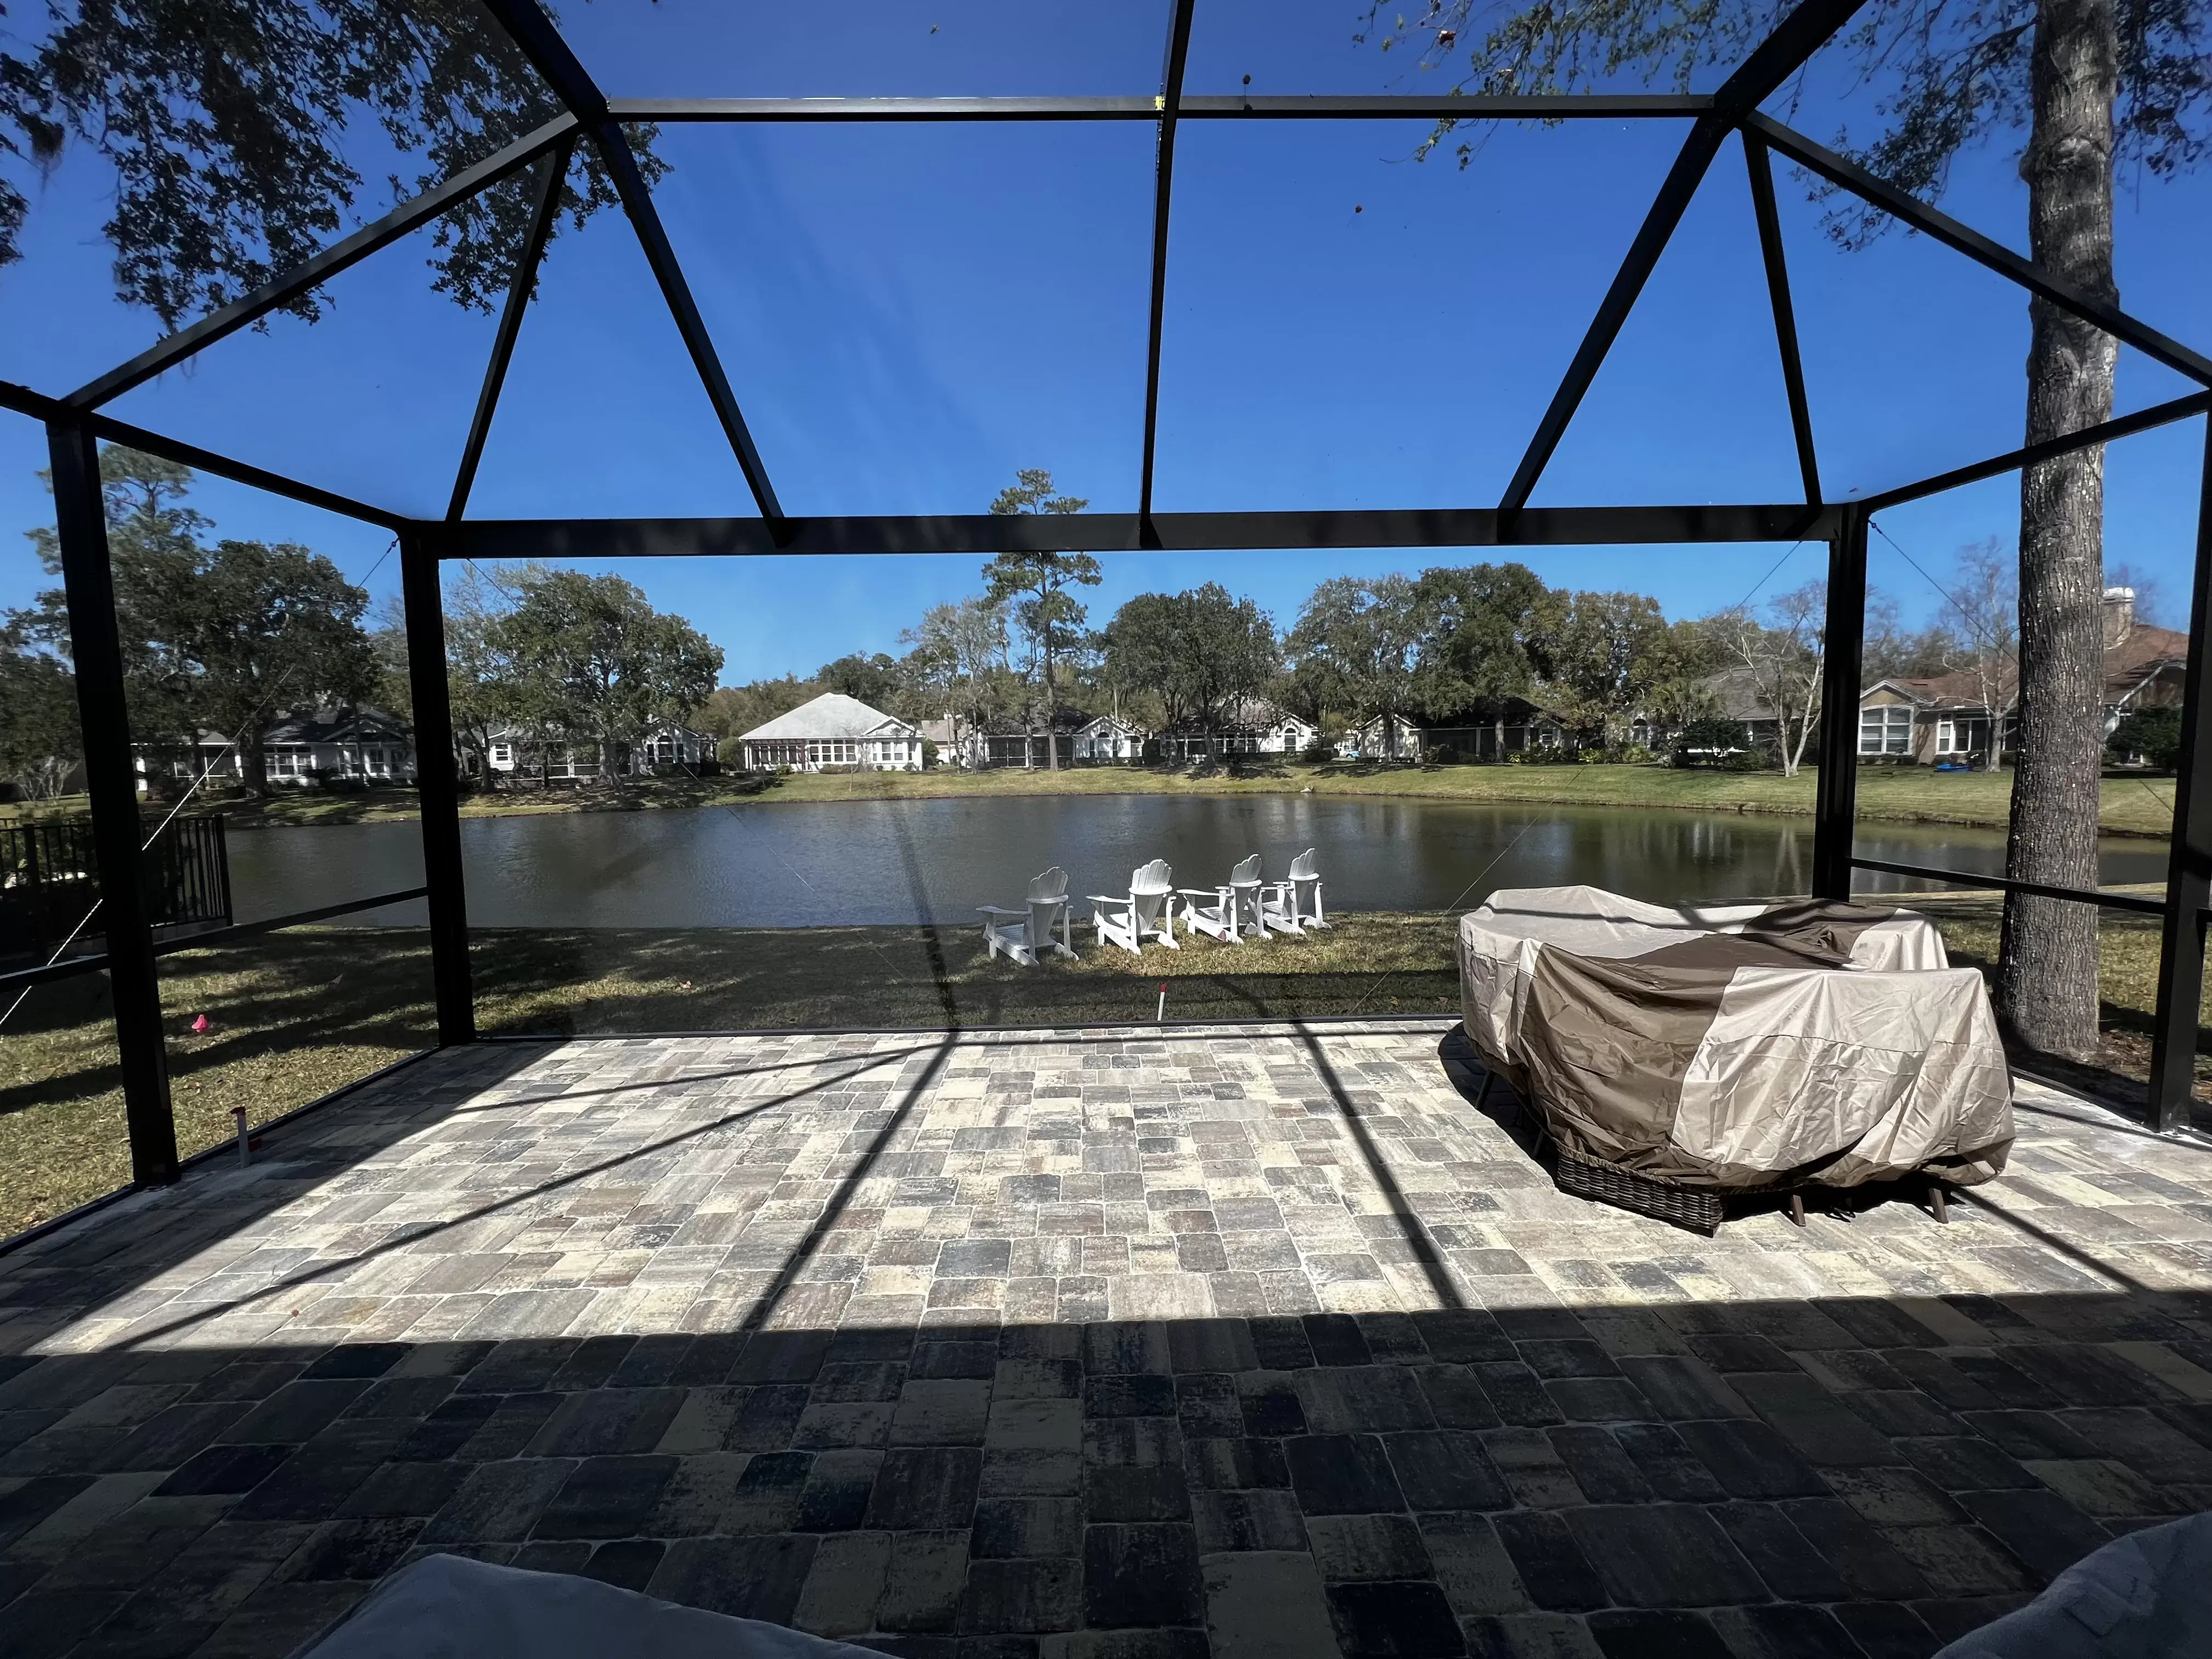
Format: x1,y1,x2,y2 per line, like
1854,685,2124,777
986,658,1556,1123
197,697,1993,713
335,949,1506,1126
484,718,716,782
1074,714,1145,763
740,692,922,772
1158,702,1317,761
134,706,415,793
1341,713,1423,761
262,707,416,786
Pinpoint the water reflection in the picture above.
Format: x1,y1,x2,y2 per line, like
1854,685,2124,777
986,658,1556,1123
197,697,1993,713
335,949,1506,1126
222,796,2168,929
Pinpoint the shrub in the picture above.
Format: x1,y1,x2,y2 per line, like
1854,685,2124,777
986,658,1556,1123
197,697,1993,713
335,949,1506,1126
2108,706,2182,771
1672,717,1750,769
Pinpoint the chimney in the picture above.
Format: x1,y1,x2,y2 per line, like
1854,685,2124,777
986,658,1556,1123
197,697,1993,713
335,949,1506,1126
2102,585,2135,650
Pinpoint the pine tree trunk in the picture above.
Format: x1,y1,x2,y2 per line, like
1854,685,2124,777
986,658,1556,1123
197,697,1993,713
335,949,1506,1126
1998,0,2118,1063
1043,640,1059,772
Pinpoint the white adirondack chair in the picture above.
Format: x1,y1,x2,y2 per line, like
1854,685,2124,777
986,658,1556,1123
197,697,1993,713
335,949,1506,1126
1180,853,1267,944
979,867,1075,966
1090,858,1179,954
1260,848,1328,934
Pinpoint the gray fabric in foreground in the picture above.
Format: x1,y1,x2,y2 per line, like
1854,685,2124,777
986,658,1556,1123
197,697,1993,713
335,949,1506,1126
1459,885,2012,1190
1933,1513,2212,1657
288,1553,883,1659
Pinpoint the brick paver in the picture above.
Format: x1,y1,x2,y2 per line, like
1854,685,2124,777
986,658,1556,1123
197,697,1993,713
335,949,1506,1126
2,1021,2210,1656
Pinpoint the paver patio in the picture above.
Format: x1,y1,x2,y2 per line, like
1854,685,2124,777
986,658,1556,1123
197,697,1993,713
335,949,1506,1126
3,1019,2211,1658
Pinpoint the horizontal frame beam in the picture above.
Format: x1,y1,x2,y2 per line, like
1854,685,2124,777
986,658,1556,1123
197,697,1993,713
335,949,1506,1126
1748,112,2212,388
0,885,432,994
1861,392,2212,512
435,504,1836,562
69,116,579,410
1850,856,2165,915
603,93,1713,122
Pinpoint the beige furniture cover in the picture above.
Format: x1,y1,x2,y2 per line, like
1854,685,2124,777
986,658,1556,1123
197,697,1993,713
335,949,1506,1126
1458,885,2013,1190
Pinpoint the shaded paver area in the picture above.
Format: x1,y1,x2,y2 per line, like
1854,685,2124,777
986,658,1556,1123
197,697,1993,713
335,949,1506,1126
3,1020,2212,1658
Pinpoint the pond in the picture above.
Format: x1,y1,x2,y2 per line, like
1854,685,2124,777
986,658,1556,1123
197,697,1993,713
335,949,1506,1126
221,794,2170,929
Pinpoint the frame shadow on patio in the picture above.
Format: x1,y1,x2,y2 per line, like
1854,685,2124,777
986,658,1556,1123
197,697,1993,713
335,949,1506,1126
4,1020,2212,1658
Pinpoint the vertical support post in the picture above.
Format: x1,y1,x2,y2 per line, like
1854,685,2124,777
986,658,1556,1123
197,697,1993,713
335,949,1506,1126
2146,424,2212,1133
400,533,475,1045
1812,503,1869,900
48,420,178,1185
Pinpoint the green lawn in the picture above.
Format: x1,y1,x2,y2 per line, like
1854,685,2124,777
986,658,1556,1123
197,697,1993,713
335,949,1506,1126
4,762,2182,837
4,898,2202,1239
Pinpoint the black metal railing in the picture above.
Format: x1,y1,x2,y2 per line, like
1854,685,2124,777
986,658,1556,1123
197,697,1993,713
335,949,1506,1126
0,815,232,960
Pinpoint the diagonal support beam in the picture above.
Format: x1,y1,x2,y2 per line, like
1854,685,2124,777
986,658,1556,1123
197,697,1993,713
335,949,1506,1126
1748,112,2212,388
1859,390,2212,512
70,116,577,410
479,0,783,519
1139,0,1199,526
0,379,410,529
449,140,573,521
1743,131,1821,505
1499,0,1869,512
1498,123,1726,511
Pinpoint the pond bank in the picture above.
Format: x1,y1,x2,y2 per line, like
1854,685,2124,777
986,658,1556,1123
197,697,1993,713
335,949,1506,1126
5,761,2182,837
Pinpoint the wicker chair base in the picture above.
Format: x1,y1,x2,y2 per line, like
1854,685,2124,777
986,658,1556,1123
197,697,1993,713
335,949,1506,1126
1550,1144,1726,1234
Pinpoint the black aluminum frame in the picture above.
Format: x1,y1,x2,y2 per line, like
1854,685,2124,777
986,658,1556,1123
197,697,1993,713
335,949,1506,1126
9,0,2211,1198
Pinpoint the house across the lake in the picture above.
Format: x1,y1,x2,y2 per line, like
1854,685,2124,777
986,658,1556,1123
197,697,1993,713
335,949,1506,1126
974,709,1091,769
1857,586,2183,765
484,719,717,782
1155,701,1314,763
738,692,922,772
134,705,415,793
1341,712,1423,761
1074,714,1146,763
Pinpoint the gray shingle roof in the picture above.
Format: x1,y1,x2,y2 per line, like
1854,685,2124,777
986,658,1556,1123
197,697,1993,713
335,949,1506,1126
740,692,913,741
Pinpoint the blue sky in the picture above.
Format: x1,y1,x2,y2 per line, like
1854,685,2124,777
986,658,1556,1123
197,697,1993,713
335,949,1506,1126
4,0,2210,689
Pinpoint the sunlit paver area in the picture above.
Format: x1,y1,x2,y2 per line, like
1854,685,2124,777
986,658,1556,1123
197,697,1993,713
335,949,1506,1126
3,1022,2211,1657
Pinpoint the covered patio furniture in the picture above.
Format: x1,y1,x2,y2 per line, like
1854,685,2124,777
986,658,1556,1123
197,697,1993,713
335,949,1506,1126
1260,847,1327,935
1458,885,2013,1230
1180,853,1267,943
1091,857,1179,954
980,867,1075,966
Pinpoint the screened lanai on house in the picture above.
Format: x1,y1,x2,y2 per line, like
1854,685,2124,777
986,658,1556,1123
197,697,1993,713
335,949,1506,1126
8,2,2212,1656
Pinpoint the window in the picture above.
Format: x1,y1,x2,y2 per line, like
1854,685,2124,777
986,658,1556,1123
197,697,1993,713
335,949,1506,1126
1859,706,1913,757
490,744,510,764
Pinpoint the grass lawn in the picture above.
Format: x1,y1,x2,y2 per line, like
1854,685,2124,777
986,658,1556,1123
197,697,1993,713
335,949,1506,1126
3,762,2182,836
3,898,2202,1239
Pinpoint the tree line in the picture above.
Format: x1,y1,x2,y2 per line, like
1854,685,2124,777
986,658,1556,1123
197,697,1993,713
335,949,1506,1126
3,450,720,798
4,455,2090,802
696,474,2022,778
